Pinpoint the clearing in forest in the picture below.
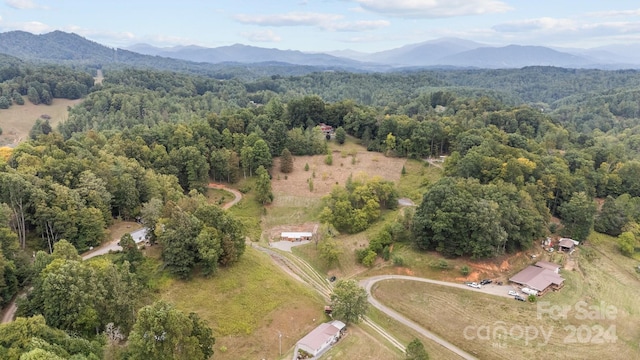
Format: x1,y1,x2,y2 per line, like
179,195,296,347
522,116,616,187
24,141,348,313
0,97,82,147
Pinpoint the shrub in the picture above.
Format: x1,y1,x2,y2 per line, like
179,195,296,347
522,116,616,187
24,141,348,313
362,249,377,267
304,163,309,171
528,294,537,303
460,265,470,276
325,152,333,165
392,255,405,267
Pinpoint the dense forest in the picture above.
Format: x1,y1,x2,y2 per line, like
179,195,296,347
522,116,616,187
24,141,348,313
2,59,640,358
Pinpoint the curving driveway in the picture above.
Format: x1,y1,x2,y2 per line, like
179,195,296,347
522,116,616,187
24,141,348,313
360,275,516,360
208,183,242,210
1,182,243,324
83,183,241,260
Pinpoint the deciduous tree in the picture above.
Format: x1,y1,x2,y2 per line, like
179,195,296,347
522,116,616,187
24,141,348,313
559,192,596,242
127,300,214,360
330,279,368,324
405,338,429,360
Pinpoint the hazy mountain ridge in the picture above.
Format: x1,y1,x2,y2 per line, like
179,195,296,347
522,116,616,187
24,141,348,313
1,30,640,70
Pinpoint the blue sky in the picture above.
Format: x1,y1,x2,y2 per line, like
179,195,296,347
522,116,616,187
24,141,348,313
1,0,640,52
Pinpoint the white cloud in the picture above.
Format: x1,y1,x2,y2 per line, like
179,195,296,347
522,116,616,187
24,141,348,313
241,29,281,43
234,11,388,32
325,20,389,32
493,17,578,33
585,8,640,18
493,17,640,37
5,0,46,10
350,0,512,18
234,12,342,27
3,20,50,33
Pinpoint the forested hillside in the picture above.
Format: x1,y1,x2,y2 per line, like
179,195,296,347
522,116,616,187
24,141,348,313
2,60,640,358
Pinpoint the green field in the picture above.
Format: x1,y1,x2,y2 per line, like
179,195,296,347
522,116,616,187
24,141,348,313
160,248,326,360
0,97,82,147
371,233,640,360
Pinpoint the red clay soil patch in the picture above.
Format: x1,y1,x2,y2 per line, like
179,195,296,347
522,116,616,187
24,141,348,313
272,152,405,198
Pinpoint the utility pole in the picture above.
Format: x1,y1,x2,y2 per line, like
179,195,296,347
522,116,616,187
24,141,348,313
278,330,282,357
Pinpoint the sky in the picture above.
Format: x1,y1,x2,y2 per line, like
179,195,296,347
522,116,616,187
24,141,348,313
1,0,640,53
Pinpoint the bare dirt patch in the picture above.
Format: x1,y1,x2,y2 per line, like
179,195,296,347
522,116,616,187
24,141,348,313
272,151,405,198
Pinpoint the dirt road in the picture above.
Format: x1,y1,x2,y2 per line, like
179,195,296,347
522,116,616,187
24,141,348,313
208,183,242,209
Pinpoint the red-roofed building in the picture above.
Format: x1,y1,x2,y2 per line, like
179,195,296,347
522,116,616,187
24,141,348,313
318,123,333,134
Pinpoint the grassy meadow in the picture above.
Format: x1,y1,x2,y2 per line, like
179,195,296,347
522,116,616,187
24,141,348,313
0,97,82,147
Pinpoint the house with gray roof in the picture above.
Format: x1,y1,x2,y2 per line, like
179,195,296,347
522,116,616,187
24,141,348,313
296,320,345,358
509,262,564,296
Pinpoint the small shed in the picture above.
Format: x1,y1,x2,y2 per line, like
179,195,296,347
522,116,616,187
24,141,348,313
558,238,575,252
281,232,313,242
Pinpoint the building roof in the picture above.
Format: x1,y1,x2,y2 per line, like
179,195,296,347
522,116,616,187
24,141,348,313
298,322,340,352
559,238,575,248
330,320,345,330
129,228,147,244
281,232,313,238
509,265,564,292
535,261,560,272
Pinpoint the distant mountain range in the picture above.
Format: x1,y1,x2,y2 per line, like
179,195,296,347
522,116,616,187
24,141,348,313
2,30,640,71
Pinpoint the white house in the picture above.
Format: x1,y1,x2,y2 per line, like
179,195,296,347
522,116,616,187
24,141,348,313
129,228,147,244
280,232,313,242
297,320,346,357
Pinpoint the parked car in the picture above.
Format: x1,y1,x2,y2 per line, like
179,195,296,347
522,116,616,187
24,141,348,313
514,295,526,301
467,282,482,289
329,276,337,282
508,290,518,296
480,279,492,285
521,287,538,296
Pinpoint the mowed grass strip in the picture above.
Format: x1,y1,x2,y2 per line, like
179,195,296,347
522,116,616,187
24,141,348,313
161,247,325,360
366,307,459,360
263,193,323,229
319,325,404,360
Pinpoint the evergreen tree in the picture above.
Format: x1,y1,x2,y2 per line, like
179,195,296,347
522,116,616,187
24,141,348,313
255,166,273,205
280,148,293,173
335,126,346,144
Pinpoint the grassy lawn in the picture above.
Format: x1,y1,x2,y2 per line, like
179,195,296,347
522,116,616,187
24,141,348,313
396,158,441,202
319,324,403,360
160,247,326,360
226,177,263,241
366,307,459,360
205,187,235,207
263,194,323,230
371,232,640,360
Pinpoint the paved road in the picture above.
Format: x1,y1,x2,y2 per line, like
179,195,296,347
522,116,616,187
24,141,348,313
360,275,518,360
1,182,244,324
83,183,241,260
